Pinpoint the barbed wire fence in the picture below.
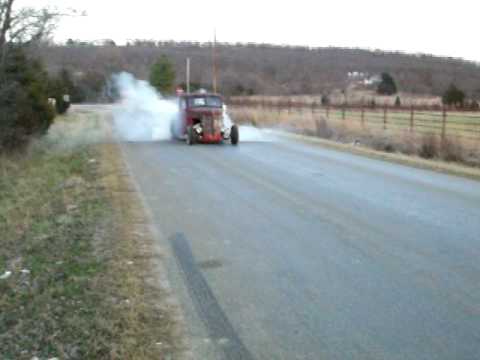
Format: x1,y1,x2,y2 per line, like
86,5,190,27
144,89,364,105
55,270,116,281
229,97,480,151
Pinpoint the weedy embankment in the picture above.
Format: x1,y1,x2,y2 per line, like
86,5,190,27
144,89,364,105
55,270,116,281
0,109,184,359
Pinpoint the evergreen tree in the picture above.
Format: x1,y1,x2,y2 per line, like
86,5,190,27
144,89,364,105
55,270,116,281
377,72,398,95
149,55,176,95
0,47,55,150
442,84,465,107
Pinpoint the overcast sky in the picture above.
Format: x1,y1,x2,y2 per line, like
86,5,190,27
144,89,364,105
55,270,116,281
20,0,480,62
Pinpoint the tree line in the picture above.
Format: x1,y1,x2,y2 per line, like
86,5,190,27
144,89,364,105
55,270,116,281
37,40,480,102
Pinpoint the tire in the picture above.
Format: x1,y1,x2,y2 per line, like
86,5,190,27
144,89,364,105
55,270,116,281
230,125,239,145
187,127,195,146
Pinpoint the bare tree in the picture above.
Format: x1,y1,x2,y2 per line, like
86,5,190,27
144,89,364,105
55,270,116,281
0,0,14,50
0,0,77,72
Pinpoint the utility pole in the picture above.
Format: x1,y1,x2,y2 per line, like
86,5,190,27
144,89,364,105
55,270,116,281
186,57,191,93
212,28,218,93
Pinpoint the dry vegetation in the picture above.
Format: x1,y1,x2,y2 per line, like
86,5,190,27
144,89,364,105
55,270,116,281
232,91,445,107
230,106,480,168
0,110,184,359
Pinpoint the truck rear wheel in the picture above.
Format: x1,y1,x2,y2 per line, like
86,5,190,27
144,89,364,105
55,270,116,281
231,125,239,145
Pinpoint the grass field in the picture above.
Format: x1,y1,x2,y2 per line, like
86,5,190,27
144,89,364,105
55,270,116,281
229,96,480,149
324,108,480,143
0,109,183,359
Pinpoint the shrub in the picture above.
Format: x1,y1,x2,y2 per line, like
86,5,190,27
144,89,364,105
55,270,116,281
419,133,439,159
370,135,396,153
440,137,464,162
314,117,334,139
321,94,330,106
468,99,479,111
395,96,401,107
0,47,55,151
396,132,419,155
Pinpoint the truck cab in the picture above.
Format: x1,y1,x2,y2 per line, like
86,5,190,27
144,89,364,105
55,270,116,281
174,92,239,145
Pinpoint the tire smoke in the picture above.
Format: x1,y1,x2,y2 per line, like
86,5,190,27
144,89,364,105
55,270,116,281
112,72,179,142
111,72,270,143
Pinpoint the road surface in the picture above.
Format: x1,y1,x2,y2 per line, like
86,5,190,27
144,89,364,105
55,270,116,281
120,136,480,360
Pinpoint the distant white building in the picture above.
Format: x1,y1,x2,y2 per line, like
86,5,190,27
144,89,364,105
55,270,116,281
347,72,381,87
363,75,381,86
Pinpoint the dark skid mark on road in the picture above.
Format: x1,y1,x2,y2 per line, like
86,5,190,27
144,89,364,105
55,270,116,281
170,233,255,360
198,259,225,270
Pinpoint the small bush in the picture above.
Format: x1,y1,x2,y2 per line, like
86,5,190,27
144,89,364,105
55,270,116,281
440,137,464,162
371,135,396,153
321,95,330,106
315,117,334,139
419,133,439,159
396,132,419,155
395,96,401,107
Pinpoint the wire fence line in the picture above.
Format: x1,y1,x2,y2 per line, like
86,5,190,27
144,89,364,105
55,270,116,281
229,97,480,148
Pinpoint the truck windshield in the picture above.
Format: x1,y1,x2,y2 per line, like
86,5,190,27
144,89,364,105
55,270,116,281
187,96,223,108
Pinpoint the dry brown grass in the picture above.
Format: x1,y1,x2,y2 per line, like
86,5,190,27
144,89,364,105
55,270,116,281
229,106,480,168
0,110,185,359
232,91,443,107
98,142,186,360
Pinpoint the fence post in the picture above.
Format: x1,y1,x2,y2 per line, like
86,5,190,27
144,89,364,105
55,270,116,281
361,105,365,128
441,107,447,141
410,106,414,132
315,118,321,137
383,105,388,130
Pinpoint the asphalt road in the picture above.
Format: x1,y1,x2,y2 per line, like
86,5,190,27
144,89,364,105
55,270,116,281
120,136,480,360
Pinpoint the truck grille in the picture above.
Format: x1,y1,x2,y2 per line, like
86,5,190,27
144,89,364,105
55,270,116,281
202,115,216,135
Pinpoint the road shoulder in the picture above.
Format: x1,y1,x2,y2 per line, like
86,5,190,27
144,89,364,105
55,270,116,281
99,141,188,359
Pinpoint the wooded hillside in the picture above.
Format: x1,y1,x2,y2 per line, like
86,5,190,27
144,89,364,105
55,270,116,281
37,41,480,100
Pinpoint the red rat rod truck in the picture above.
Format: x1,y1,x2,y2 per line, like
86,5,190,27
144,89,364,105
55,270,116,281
173,91,240,145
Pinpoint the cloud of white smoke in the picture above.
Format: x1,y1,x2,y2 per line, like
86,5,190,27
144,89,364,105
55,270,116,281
111,72,271,143
112,72,179,142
